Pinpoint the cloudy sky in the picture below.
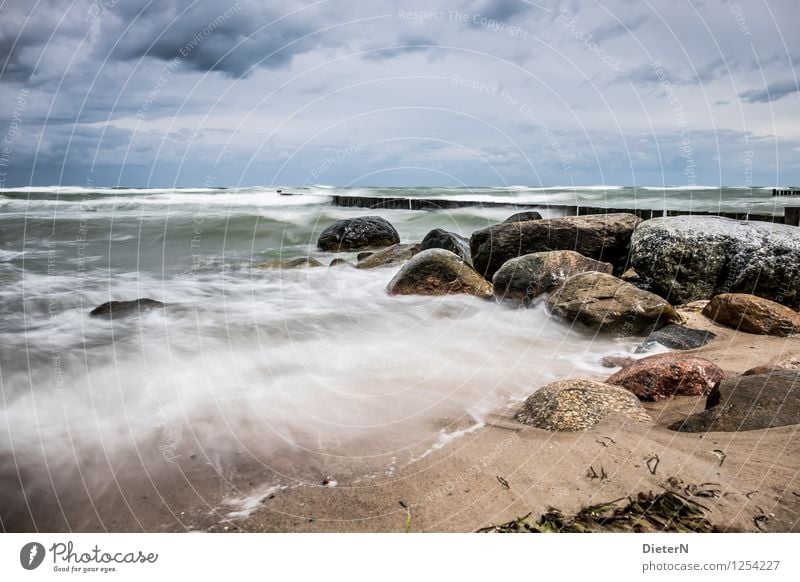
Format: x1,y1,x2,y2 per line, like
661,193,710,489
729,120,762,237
0,0,798,187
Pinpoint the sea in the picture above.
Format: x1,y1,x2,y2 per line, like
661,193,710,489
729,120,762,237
0,184,789,524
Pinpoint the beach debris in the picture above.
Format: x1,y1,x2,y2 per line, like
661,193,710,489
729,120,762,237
710,449,727,467
477,491,716,533
745,491,758,499
496,476,510,489
399,501,411,533
753,510,769,531
586,466,608,481
646,454,660,475
683,483,721,499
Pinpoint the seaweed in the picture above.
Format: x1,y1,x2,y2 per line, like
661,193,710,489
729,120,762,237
477,491,717,533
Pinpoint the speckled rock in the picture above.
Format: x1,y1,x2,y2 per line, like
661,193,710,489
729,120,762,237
742,355,800,376
317,216,400,251
601,355,636,369
470,213,641,280
387,249,493,298
631,216,800,308
503,210,543,223
419,228,471,264
90,298,165,318
636,324,717,352
258,257,323,269
701,293,800,336
514,379,652,431
355,243,420,269
546,272,681,336
606,353,726,401
492,250,613,305
671,371,800,432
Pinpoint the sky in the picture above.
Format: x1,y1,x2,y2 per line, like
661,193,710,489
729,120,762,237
0,0,798,188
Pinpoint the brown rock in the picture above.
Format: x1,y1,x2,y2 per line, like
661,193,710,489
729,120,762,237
601,355,636,369
741,355,800,376
514,378,652,431
606,353,727,401
355,243,420,269
387,249,493,298
546,272,681,336
702,293,800,336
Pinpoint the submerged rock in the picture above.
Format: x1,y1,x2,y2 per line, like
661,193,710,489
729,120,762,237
671,371,800,432
514,379,651,431
419,228,471,263
355,243,420,269
317,216,400,251
606,353,726,401
259,257,323,269
546,272,680,336
701,293,800,336
492,250,613,305
470,213,641,280
329,258,351,267
630,216,800,308
387,249,493,298
601,355,636,369
636,324,717,352
90,298,166,318
357,251,374,261
503,210,543,223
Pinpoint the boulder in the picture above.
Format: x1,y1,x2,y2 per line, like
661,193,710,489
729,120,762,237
546,272,680,336
355,243,420,269
606,353,726,401
387,249,493,299
630,216,800,308
419,228,471,263
317,216,400,251
329,258,350,268
90,298,166,318
742,355,800,376
492,250,613,305
601,355,636,369
357,251,374,261
671,371,800,432
503,210,543,223
258,257,323,269
636,324,717,352
701,293,800,336
513,379,652,431
470,213,641,280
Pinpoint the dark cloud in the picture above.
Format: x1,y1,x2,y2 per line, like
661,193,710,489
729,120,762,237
739,79,800,103
589,14,648,43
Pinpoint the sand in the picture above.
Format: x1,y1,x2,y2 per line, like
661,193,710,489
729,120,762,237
3,308,800,533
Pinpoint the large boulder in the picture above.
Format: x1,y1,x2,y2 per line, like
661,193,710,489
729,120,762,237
671,371,800,432
492,250,613,305
701,293,800,336
90,298,165,318
503,210,543,223
419,228,471,263
630,216,800,308
514,379,652,431
470,213,641,280
355,243,420,269
317,216,400,251
546,272,680,336
636,324,717,352
606,353,726,401
387,249,493,298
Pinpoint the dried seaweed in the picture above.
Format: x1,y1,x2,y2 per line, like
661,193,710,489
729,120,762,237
477,491,716,533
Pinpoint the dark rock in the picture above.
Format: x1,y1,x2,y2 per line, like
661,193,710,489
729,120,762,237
630,216,800,308
387,249,493,298
329,258,350,267
636,324,717,352
606,353,726,401
419,228,471,263
357,251,374,261
503,211,543,223
671,371,800,432
702,293,800,336
90,298,166,318
601,355,636,369
546,272,681,336
355,243,420,269
513,379,651,431
492,250,613,305
470,213,641,280
317,216,400,252
258,257,323,269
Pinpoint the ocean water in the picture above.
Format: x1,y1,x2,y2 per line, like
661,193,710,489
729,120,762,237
0,185,785,521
